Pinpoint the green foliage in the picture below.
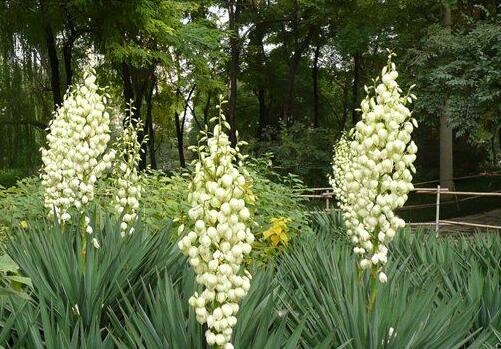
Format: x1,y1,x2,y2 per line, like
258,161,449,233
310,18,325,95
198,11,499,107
0,164,310,261
300,211,501,347
1,215,179,348
250,125,336,187
2,210,500,347
410,12,501,143
0,169,28,189
109,270,306,349
0,177,44,250
0,254,31,299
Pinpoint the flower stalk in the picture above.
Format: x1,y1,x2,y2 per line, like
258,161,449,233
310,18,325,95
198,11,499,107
41,66,115,240
331,52,418,285
178,97,255,349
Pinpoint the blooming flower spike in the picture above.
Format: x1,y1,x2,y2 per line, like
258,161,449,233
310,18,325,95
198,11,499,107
179,97,255,349
331,52,418,282
41,65,115,227
111,103,145,237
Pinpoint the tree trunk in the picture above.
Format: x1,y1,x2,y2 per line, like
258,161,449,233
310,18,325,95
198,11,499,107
120,62,153,170
63,38,74,90
440,2,455,192
145,78,157,169
439,114,454,190
121,63,135,107
174,110,185,168
312,43,320,128
203,91,211,126
491,135,497,166
351,52,361,126
257,88,267,139
342,77,349,129
40,0,62,108
248,21,268,138
283,29,313,123
228,0,241,146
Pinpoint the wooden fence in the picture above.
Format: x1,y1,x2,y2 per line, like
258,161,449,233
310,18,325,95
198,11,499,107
299,186,501,236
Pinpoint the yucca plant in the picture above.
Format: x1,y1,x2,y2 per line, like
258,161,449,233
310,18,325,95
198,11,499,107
3,212,181,347
2,209,500,348
276,231,485,348
284,213,501,348
109,267,313,349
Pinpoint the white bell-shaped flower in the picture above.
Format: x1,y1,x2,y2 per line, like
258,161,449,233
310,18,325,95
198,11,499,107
111,104,145,237
331,52,418,282
179,97,255,348
41,66,115,229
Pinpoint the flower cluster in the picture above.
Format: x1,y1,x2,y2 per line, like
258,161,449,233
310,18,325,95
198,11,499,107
329,132,353,213
178,102,255,349
111,106,145,237
332,53,418,282
41,68,115,225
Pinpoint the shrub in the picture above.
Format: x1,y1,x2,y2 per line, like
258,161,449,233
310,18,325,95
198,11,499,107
0,159,310,261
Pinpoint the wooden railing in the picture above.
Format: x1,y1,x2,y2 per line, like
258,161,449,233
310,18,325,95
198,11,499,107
299,186,501,235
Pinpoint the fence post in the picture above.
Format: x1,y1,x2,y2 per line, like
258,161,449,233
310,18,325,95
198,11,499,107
435,185,441,237
325,191,330,211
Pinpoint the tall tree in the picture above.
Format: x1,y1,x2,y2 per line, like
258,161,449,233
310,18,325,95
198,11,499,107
227,0,241,146
312,42,321,128
39,0,62,107
439,1,455,191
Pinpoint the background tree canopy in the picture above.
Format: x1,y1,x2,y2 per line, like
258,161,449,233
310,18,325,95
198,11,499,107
0,0,499,187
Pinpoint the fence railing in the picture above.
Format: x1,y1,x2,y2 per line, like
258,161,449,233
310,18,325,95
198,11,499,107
299,186,501,235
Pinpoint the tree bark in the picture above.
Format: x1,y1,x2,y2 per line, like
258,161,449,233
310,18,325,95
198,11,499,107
440,2,455,192
342,77,349,129
312,43,320,128
248,21,268,138
120,62,153,170
39,0,62,108
283,28,313,123
174,108,186,168
257,88,268,139
228,0,241,146
203,91,211,126
62,41,73,90
351,52,361,126
62,12,78,90
144,77,157,169
121,63,135,107
491,135,497,166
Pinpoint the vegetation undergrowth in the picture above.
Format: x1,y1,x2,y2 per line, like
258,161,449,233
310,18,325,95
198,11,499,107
0,159,310,261
1,210,500,348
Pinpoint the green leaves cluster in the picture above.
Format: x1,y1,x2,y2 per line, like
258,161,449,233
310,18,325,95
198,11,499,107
410,11,501,143
2,210,500,347
0,161,310,262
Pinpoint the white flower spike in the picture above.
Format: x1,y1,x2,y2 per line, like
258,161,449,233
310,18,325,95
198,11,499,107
41,66,115,226
179,96,255,349
331,52,418,282
111,103,145,237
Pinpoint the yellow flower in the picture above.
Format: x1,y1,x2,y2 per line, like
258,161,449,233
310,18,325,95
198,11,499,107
243,182,256,204
263,217,290,247
19,220,29,229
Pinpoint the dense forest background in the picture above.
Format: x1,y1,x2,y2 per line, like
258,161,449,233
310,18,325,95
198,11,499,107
0,0,499,188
